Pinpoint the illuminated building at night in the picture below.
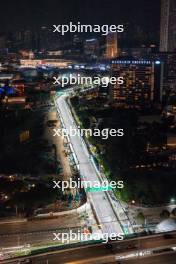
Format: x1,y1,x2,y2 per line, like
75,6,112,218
106,32,119,59
84,38,99,57
160,0,176,52
110,60,163,108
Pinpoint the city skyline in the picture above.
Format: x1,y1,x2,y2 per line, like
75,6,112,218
0,0,176,263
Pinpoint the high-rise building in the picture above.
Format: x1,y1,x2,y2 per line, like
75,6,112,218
84,38,99,57
158,52,176,102
150,51,176,103
110,59,163,108
160,0,176,52
106,32,119,59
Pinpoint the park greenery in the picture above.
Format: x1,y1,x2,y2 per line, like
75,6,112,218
70,96,175,205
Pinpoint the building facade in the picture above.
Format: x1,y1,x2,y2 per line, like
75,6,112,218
160,0,176,52
106,32,119,59
110,60,163,108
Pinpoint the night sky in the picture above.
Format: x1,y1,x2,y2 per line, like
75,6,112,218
0,0,160,32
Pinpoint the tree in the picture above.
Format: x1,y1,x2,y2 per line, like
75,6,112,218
170,208,176,218
160,210,170,220
137,212,145,225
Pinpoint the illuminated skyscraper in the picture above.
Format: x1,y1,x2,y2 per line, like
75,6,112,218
106,32,119,59
110,60,163,108
160,0,176,52
84,38,99,57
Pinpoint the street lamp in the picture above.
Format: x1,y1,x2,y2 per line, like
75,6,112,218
170,198,175,204
131,200,135,205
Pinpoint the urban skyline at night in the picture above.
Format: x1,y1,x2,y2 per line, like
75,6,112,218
0,0,176,263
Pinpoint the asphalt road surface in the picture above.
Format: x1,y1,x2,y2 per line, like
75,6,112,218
4,232,176,264
0,215,83,247
121,252,176,264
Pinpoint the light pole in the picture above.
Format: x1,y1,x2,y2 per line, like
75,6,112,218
170,198,175,204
